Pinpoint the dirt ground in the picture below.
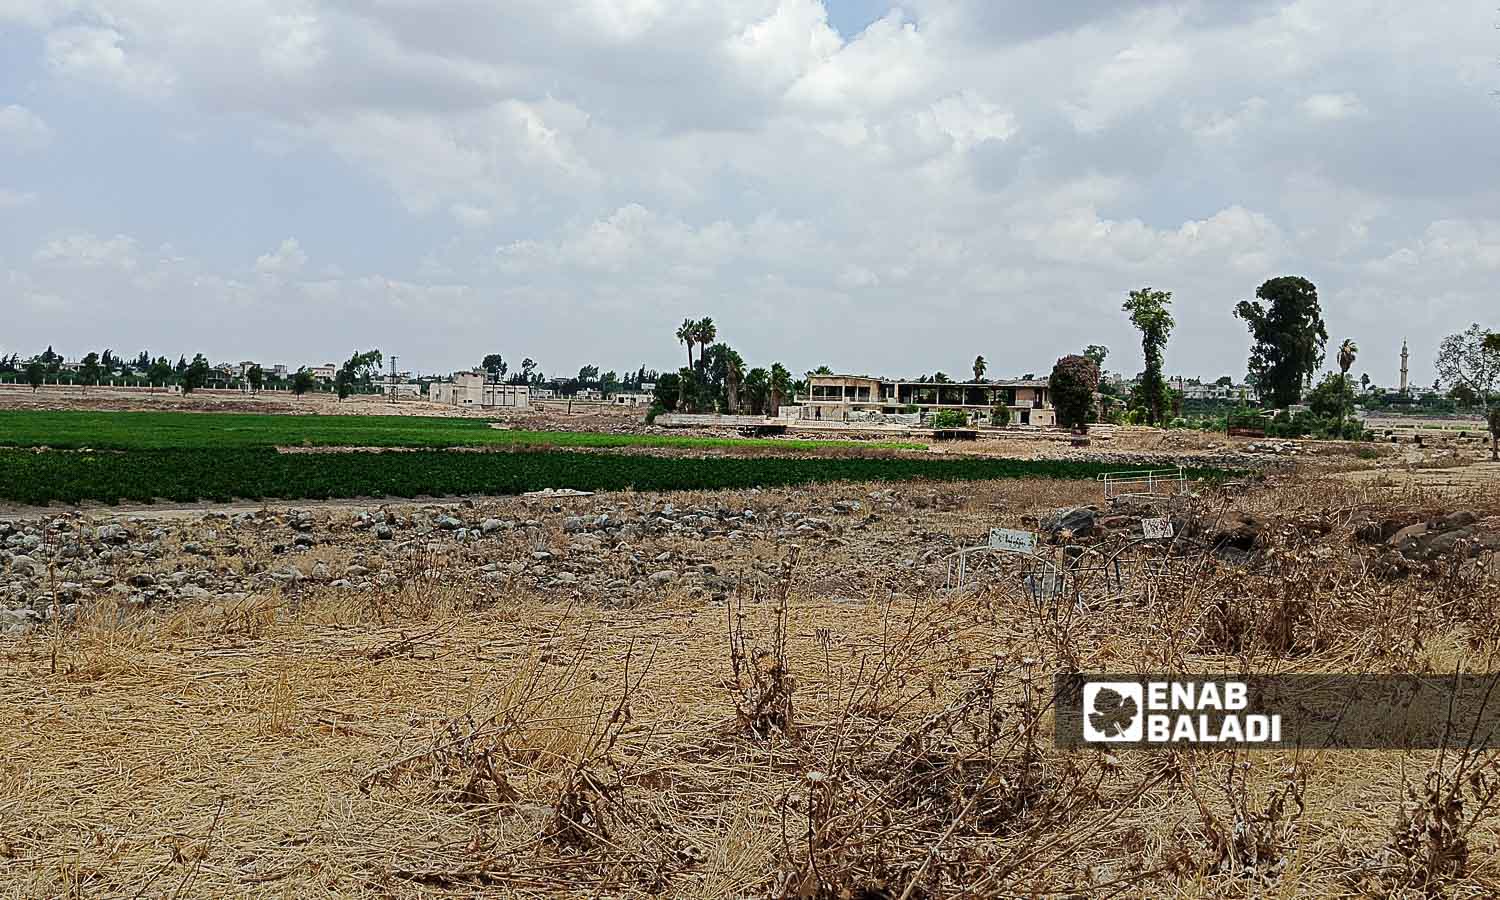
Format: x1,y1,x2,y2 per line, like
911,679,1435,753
4,469,1500,898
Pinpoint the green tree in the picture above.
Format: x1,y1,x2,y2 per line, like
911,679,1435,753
180,353,211,394
990,403,1011,426
1234,276,1328,409
482,354,506,381
972,354,987,382
1435,324,1500,408
743,367,770,415
769,363,793,415
676,319,696,371
79,352,101,389
520,357,537,384
1307,372,1356,423
694,318,717,372
247,365,265,394
1215,375,1233,387
653,372,681,411
1049,354,1100,432
1083,345,1109,370
148,356,174,389
1122,287,1175,425
1335,339,1358,433
25,359,45,392
40,345,62,373
292,368,316,396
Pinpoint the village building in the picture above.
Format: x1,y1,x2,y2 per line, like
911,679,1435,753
428,370,530,407
799,374,1057,426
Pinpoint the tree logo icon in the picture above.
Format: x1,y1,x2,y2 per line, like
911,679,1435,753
1082,682,1143,742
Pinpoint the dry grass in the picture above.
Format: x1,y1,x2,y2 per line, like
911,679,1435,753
4,475,1500,897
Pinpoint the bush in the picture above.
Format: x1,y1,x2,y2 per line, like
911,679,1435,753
930,409,969,429
1049,354,1100,431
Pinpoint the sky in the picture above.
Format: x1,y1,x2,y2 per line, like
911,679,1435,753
2,0,1497,387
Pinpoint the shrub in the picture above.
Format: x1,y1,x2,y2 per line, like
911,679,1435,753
930,409,969,429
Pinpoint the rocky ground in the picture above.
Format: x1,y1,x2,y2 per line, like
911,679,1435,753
8,468,1497,639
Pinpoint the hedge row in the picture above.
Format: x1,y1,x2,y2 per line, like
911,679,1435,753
0,448,1229,505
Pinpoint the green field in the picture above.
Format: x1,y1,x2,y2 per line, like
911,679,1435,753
0,448,1228,505
0,410,921,452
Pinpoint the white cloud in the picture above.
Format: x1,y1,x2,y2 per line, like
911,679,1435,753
255,238,308,276
450,203,494,228
46,25,177,98
1301,91,1365,120
33,232,139,269
0,104,54,152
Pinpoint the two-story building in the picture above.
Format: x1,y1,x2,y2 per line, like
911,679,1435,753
800,374,1056,426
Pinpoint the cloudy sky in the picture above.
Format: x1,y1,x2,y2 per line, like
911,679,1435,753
2,1,1496,385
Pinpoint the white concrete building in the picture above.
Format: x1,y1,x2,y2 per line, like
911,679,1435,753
429,370,530,407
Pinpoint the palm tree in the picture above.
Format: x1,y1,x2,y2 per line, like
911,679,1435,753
725,355,743,414
973,355,987,382
1335,339,1358,435
676,319,696,371
695,317,717,371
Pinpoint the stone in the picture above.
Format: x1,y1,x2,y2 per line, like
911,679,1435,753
128,573,157,588
435,515,463,530
374,525,394,540
345,564,370,577
182,541,209,555
480,518,505,535
1041,507,1098,538
292,534,315,548
9,555,39,576
95,524,129,544
563,516,587,533
649,570,679,586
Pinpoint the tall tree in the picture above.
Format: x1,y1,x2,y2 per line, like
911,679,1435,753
25,359,45,392
79,352,101,389
147,356,174,389
181,353,211,394
695,317,717,371
247,365,265,394
292,368,316,396
1234,276,1328,409
1049,354,1100,432
972,355,987,382
1122,287,1175,425
744,367,770,415
1435,324,1500,408
676,319,697,371
1335,339,1358,434
481,354,506,381
768,363,793,415
1083,345,1109,370
725,354,744,414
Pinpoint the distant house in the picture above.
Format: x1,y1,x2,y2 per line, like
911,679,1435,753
612,392,653,406
308,364,337,382
800,373,1057,426
429,370,530,408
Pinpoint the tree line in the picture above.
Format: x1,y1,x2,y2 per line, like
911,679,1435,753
0,346,385,399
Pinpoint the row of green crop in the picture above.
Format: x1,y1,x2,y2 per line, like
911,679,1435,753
0,410,920,452
0,448,1231,505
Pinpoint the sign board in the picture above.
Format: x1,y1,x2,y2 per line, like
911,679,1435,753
1141,517,1175,540
989,528,1038,553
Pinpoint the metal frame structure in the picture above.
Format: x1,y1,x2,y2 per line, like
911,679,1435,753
1097,466,1188,503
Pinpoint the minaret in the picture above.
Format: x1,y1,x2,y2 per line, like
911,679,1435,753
1399,340,1409,396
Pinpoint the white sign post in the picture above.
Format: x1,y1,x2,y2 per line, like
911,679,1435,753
988,528,1038,553
1141,517,1175,540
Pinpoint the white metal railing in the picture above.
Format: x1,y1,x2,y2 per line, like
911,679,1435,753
1098,466,1187,501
